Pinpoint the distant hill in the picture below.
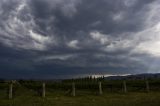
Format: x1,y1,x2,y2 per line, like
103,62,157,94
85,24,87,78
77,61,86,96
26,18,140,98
105,73,160,80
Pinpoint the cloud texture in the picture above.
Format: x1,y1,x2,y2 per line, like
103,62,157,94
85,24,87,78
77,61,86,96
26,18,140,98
0,0,160,79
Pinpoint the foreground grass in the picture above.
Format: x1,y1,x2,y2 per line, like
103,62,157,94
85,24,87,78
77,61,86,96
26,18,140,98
1,90,160,106
1,80,160,106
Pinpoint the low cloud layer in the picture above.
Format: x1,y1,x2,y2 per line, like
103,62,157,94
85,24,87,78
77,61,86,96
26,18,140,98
0,0,160,79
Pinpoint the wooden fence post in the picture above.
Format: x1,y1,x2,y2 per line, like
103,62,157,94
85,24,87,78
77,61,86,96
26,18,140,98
123,81,127,93
145,80,150,93
71,82,75,96
99,82,103,95
9,83,13,99
42,82,45,98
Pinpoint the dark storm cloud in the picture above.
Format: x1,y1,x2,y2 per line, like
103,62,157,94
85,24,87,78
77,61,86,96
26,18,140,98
0,0,160,79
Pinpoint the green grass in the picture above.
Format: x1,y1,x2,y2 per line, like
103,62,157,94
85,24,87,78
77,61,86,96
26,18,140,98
1,80,160,106
1,89,160,106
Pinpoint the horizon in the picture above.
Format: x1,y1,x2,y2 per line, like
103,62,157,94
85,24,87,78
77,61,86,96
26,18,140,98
0,73,159,80
0,0,160,79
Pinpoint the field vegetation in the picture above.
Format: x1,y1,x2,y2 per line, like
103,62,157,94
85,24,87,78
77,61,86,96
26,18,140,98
0,78,160,106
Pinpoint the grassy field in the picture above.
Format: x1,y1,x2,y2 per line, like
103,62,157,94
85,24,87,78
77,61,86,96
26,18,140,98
1,80,160,106
1,91,160,106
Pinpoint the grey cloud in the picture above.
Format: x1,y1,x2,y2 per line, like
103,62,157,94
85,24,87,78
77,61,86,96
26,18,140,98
0,0,160,79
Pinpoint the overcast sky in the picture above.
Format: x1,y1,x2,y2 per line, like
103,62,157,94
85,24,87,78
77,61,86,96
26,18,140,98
0,0,160,79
